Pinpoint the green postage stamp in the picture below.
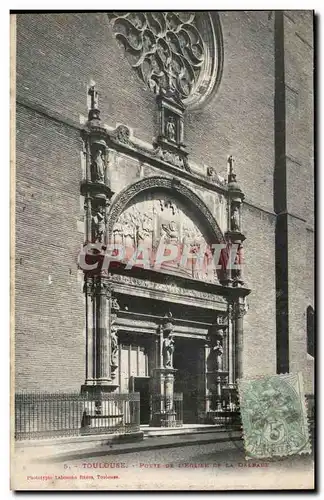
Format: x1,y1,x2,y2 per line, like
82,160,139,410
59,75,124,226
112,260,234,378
238,373,311,459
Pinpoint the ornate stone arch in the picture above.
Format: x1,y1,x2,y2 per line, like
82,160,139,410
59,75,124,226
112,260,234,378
107,176,225,243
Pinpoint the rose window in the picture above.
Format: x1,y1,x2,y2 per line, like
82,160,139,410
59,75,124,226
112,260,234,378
108,12,223,109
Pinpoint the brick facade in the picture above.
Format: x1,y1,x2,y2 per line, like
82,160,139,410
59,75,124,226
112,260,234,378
14,11,314,394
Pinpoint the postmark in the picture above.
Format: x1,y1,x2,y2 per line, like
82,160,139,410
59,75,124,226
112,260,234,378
238,373,311,459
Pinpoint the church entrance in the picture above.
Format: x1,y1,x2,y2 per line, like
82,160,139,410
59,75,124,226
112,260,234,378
174,337,201,424
133,377,150,425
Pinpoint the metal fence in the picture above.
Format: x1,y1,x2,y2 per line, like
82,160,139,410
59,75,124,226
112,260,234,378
150,393,183,427
15,392,140,440
200,395,240,427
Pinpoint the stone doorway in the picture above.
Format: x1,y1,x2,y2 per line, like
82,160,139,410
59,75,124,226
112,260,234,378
133,377,150,425
174,337,201,424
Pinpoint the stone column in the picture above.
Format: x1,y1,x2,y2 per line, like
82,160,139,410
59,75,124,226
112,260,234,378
150,313,179,427
110,296,120,381
83,276,94,384
206,314,229,419
84,195,92,243
82,276,120,393
234,298,246,380
165,372,174,411
204,341,211,415
94,276,111,385
227,303,234,384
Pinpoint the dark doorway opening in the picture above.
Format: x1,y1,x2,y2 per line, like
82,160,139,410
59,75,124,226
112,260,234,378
174,338,200,424
133,377,150,425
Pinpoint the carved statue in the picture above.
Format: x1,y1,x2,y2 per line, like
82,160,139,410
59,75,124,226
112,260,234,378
213,339,224,371
111,297,120,312
163,335,175,368
111,327,118,367
161,221,178,243
231,206,240,231
88,85,99,110
91,146,106,183
120,211,136,249
92,206,106,243
166,116,176,142
136,213,153,246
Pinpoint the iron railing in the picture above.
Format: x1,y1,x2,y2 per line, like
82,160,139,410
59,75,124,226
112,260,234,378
198,395,240,427
15,391,140,440
150,393,183,427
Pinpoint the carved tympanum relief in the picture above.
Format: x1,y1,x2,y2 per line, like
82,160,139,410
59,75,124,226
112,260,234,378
108,12,223,108
111,192,219,282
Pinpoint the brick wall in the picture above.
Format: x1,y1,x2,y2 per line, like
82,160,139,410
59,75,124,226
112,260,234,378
284,12,314,392
15,104,85,391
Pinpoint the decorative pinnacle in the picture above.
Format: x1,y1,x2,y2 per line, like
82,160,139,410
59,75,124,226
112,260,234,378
227,155,237,183
228,155,234,174
88,84,101,121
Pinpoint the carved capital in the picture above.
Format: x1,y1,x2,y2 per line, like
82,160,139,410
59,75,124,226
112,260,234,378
233,300,248,319
83,277,94,297
92,277,112,297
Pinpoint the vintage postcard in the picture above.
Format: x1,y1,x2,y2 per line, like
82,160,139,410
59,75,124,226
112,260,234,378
11,10,315,490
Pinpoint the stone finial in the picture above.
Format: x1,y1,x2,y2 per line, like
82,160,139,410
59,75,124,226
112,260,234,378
228,155,234,174
227,155,237,183
88,85,100,121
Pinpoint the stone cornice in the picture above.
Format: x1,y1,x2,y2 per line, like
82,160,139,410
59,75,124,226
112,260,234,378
105,263,251,301
103,124,228,196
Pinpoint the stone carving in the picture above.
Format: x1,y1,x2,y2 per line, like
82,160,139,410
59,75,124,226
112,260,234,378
159,199,177,215
107,176,225,245
166,116,176,142
111,326,119,368
162,311,174,334
111,297,120,312
108,12,205,100
88,85,99,110
206,166,226,186
154,145,189,171
163,335,175,368
115,125,130,144
114,205,154,248
120,211,136,247
109,273,227,303
91,145,106,183
92,277,112,297
213,338,224,371
160,221,179,243
88,85,101,121
106,123,194,174
233,300,248,319
108,12,224,108
92,205,106,243
231,205,240,231
83,277,94,297
136,212,153,246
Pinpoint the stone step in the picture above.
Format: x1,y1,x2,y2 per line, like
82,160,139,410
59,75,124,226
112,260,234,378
142,424,227,438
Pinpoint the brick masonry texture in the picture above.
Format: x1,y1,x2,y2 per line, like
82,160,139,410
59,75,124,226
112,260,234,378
15,104,85,392
14,11,314,393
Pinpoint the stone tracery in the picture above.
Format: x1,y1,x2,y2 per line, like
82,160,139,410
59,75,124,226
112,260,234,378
108,12,223,107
